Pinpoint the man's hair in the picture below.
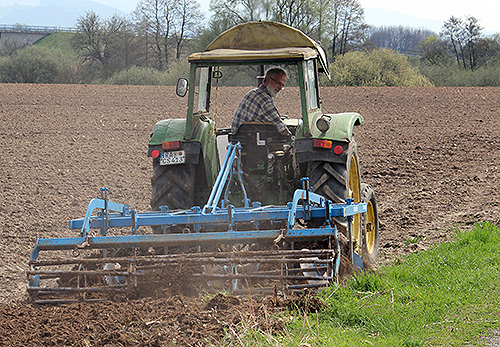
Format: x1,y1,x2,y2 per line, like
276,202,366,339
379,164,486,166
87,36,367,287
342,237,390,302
265,67,287,79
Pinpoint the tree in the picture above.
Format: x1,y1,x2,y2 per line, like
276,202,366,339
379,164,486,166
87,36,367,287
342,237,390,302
133,0,176,70
441,16,464,68
368,26,435,55
172,0,204,60
134,0,204,69
327,0,366,58
273,0,317,35
441,15,490,70
420,35,449,65
485,33,500,65
209,0,273,24
196,17,234,52
202,0,277,54
462,16,482,69
207,0,367,57
72,11,133,78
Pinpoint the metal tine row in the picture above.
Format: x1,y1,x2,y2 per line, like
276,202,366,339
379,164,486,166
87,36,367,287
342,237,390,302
30,249,335,266
28,248,336,303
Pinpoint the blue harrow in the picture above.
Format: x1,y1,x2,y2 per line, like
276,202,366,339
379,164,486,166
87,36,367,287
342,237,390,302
28,142,366,304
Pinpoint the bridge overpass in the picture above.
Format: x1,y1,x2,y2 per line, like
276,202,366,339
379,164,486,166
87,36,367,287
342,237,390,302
0,25,75,50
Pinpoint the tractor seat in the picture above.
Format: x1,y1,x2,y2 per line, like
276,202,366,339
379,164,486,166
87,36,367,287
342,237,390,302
229,123,291,171
229,122,289,147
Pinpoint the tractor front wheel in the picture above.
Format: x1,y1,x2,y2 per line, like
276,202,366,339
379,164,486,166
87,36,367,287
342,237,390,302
360,183,379,266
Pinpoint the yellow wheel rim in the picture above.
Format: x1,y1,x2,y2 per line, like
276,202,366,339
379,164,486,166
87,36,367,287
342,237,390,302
349,155,361,252
365,199,376,253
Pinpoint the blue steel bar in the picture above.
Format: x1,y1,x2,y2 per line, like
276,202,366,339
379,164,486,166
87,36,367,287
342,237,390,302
31,227,337,258
68,198,366,231
203,142,241,213
287,187,326,229
28,139,369,302
67,141,366,236
32,227,335,253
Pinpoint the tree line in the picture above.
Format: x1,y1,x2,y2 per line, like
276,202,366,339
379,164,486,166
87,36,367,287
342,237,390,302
69,0,370,79
1,0,500,86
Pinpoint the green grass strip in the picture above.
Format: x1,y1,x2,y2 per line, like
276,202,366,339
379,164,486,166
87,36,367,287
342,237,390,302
228,222,500,346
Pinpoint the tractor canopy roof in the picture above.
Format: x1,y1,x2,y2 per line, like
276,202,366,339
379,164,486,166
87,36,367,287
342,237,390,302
188,21,329,77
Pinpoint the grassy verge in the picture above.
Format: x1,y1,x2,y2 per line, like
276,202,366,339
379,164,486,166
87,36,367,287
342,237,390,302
229,222,500,346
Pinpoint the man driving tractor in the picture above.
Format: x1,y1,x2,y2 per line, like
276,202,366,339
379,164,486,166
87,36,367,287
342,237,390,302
231,67,291,136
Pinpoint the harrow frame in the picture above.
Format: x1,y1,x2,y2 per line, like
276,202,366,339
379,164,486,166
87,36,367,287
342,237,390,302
28,142,366,303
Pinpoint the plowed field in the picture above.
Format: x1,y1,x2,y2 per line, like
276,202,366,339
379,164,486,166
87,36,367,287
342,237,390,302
0,84,499,345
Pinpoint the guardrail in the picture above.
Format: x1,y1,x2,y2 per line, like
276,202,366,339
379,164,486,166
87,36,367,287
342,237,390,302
0,24,77,33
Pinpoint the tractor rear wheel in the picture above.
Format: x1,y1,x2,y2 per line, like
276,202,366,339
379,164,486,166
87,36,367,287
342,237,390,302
151,160,195,211
150,160,196,237
360,183,379,266
306,140,362,252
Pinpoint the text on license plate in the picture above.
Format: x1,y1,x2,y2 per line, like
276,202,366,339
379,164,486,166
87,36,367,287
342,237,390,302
160,150,186,165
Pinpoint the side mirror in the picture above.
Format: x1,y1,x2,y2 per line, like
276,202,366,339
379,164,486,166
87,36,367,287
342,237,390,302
176,78,188,97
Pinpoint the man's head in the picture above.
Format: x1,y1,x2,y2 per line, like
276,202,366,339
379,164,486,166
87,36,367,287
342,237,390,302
264,67,287,98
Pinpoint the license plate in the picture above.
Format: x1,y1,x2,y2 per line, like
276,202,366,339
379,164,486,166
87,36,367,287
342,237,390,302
160,150,186,165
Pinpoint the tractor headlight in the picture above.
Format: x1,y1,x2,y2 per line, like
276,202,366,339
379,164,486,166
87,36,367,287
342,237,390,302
316,115,331,132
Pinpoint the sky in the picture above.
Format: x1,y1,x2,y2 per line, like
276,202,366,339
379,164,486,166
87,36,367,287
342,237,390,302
359,0,498,33
2,0,499,33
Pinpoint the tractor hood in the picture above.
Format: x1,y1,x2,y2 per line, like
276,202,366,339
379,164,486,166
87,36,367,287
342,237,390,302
188,21,329,77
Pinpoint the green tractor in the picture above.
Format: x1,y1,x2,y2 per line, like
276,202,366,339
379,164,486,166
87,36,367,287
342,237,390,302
147,21,379,265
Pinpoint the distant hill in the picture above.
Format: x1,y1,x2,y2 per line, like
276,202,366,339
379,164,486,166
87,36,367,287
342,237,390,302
365,8,442,33
0,0,125,28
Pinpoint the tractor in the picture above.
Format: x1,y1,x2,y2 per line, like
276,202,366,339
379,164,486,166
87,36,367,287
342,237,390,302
148,21,378,264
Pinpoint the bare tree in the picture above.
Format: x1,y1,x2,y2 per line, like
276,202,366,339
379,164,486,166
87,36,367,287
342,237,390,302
134,0,176,70
172,0,204,60
134,0,204,68
204,0,366,59
441,15,490,70
441,16,466,68
73,11,106,66
368,26,435,55
274,0,317,34
311,0,332,43
462,16,482,69
210,0,273,24
72,11,131,77
112,20,144,71
328,0,366,57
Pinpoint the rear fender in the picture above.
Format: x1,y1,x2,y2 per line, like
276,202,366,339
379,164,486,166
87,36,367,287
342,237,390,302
149,119,185,145
148,118,218,186
306,112,364,141
295,112,364,164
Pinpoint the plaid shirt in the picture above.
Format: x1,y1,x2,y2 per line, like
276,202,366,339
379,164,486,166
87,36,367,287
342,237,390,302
231,84,286,133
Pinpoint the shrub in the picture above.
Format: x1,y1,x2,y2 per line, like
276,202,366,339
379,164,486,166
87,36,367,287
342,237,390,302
105,66,169,85
105,61,191,86
162,60,190,85
417,63,500,86
0,45,74,83
322,48,433,87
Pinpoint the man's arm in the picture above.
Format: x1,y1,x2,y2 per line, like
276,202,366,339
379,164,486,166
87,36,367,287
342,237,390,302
260,98,288,134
